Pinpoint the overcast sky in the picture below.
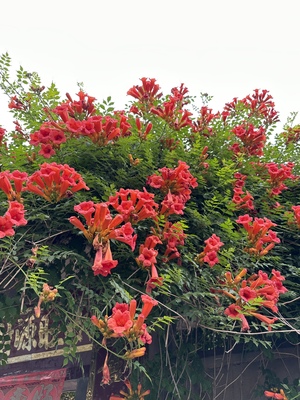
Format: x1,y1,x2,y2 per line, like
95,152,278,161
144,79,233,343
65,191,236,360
0,0,299,133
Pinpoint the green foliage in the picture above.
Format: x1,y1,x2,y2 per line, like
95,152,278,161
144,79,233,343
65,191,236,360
1,54,300,399
24,267,49,295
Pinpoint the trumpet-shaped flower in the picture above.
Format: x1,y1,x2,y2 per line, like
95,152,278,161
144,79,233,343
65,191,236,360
6,201,27,226
0,215,15,238
140,295,158,319
108,188,158,223
92,240,118,277
264,389,288,399
109,380,150,400
107,309,133,336
127,77,162,106
224,304,250,331
197,234,224,267
147,161,198,206
25,162,89,202
236,214,280,256
146,264,164,293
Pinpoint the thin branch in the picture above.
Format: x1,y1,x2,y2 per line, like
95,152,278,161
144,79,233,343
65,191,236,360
214,352,262,399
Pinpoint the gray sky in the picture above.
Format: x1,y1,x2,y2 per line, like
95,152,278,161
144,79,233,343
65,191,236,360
1,0,299,132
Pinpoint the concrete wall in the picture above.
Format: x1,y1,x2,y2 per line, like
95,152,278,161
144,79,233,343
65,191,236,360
201,345,300,399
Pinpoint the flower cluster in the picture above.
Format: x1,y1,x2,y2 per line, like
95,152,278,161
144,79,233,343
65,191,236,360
110,381,150,400
64,112,132,146
34,283,58,318
53,90,96,121
91,239,119,277
0,201,27,238
265,162,296,196
292,205,300,228
147,160,198,216
236,214,280,256
170,83,190,108
70,163,197,284
13,120,27,141
221,268,287,331
232,172,254,210
231,124,266,156
70,201,136,248
150,84,192,131
0,170,28,238
70,201,136,276
136,235,161,269
161,221,186,263
129,81,193,132
127,77,162,109
159,84,192,131
30,123,67,158
108,188,158,223
91,295,157,343
91,295,157,384
192,106,217,137
196,233,224,267
224,89,279,126
8,95,28,111
242,89,279,125
30,91,132,157
0,164,89,238
129,162,198,292
0,170,28,202
25,162,89,202
135,235,164,293
152,104,193,131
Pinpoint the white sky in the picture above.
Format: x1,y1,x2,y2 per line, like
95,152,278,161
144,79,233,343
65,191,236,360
0,0,299,133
